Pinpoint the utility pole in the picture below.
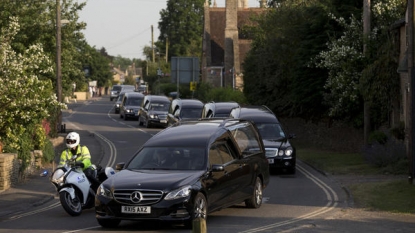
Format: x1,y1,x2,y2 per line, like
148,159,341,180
56,0,63,133
407,0,415,185
151,25,155,63
363,0,371,145
165,37,169,63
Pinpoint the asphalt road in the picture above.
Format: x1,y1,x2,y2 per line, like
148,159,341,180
0,97,414,233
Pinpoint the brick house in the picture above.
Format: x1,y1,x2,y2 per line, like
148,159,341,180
201,0,267,90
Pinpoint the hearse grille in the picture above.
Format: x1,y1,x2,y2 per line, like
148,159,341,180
113,189,164,205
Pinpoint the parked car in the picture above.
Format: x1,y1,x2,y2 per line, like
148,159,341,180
120,92,145,120
114,90,134,114
230,105,296,174
138,95,171,128
167,98,204,126
201,101,239,118
110,85,135,101
95,118,270,228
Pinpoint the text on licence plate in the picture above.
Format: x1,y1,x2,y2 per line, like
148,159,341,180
268,158,274,164
160,120,167,123
122,206,151,214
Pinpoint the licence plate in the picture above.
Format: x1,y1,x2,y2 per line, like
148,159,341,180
121,206,151,214
160,120,167,123
268,159,274,164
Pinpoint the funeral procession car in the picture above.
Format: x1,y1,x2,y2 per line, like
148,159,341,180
119,92,145,120
201,101,240,118
166,98,204,126
230,105,296,174
95,118,270,228
138,95,171,128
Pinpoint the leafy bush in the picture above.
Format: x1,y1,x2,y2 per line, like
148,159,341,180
0,17,66,174
369,130,388,144
42,139,55,164
362,139,407,174
195,83,247,104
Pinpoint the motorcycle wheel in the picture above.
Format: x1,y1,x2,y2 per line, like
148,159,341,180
59,191,82,216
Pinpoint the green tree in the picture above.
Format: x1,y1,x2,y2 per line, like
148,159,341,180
0,0,89,99
158,0,205,59
112,55,133,71
79,44,112,89
243,1,339,120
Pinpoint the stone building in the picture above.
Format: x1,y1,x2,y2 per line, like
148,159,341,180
201,0,267,90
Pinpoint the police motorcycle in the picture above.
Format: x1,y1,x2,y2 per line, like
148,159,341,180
50,154,115,216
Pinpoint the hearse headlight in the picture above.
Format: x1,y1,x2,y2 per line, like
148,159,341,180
164,185,191,200
97,184,113,198
265,149,278,158
285,147,293,156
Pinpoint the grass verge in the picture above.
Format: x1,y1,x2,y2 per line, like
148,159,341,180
297,148,415,214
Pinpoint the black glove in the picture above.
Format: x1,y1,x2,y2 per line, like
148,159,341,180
75,162,85,168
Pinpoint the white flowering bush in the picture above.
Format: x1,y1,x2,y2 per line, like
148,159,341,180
313,14,364,117
313,0,405,118
0,17,66,169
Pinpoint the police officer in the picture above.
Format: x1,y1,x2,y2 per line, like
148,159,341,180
58,132,100,191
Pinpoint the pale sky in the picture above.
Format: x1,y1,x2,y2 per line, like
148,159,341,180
77,0,261,60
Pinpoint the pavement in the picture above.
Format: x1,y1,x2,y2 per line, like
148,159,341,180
0,96,106,220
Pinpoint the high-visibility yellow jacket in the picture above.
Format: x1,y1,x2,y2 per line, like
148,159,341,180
58,145,92,171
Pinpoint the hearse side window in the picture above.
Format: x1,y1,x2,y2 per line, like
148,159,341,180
208,143,234,166
230,124,263,157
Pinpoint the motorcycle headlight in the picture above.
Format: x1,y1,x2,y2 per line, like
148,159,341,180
98,184,113,198
51,169,65,183
164,185,191,200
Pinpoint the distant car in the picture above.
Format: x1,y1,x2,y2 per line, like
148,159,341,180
230,105,296,174
201,101,239,118
137,85,148,94
95,118,270,228
167,98,204,126
120,92,145,120
138,95,171,128
110,85,122,101
110,85,135,101
114,90,134,114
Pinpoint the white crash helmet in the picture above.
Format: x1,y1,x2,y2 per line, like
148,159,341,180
66,132,80,149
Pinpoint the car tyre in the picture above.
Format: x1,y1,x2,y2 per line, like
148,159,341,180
97,218,121,228
245,177,262,208
185,193,207,229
